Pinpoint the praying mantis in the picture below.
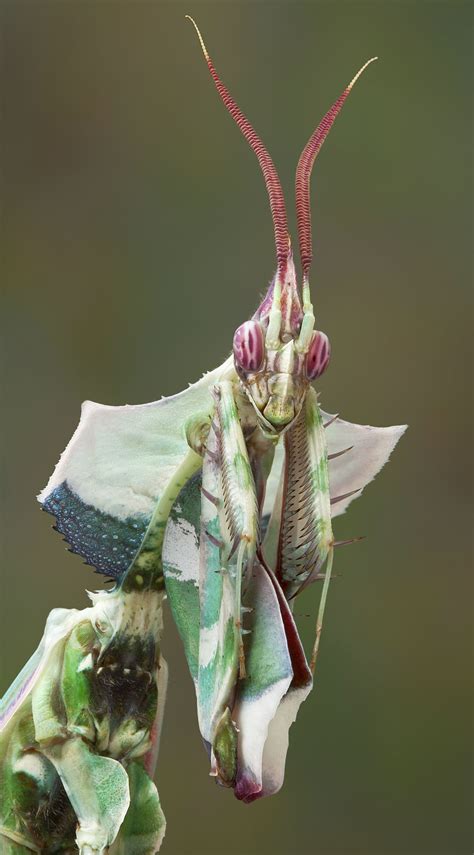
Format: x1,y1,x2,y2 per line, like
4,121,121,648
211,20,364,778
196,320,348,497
1,16,406,851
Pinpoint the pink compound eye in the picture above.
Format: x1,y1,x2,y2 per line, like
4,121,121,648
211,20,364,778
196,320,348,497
233,321,265,372
306,330,331,380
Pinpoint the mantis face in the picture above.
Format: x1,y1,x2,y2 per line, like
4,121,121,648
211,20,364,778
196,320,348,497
232,258,331,431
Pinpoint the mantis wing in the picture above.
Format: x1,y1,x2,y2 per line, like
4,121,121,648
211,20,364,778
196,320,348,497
38,358,234,577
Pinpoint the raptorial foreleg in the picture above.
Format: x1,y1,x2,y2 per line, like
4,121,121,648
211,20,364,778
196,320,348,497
263,387,335,670
210,380,259,677
196,381,259,784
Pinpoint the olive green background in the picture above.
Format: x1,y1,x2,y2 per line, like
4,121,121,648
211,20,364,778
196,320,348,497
1,2,472,853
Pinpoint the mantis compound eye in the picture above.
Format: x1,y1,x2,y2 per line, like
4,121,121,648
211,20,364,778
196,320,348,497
306,330,331,380
233,321,265,372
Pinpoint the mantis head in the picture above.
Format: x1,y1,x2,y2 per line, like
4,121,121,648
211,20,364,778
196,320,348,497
232,251,330,429
187,17,376,431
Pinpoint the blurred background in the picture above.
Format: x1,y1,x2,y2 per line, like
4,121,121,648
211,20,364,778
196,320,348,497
1,2,472,853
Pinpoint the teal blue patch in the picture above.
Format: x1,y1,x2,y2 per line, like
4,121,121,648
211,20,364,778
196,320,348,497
42,482,148,579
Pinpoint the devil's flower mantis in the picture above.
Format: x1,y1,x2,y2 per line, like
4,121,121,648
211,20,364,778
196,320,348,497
1,16,406,850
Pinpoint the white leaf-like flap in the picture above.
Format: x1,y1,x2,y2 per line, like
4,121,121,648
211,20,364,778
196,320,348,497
322,411,407,517
264,411,407,520
37,358,234,577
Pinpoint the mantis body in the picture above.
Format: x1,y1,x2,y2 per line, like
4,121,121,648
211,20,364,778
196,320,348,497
1,17,406,847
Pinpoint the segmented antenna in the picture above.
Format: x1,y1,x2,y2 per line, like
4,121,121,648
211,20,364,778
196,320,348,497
295,58,377,285
186,16,290,282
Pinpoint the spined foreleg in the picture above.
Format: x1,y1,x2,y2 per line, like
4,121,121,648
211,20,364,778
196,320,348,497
264,387,335,671
209,381,259,676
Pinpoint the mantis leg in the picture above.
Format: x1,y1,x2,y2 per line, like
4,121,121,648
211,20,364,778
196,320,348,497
197,380,259,782
264,387,334,670
121,448,203,593
110,761,165,855
212,380,259,674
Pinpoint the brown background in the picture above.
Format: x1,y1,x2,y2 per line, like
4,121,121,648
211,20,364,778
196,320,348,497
2,2,472,853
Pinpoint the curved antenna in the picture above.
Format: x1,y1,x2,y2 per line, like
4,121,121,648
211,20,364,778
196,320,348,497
186,16,290,282
295,58,377,286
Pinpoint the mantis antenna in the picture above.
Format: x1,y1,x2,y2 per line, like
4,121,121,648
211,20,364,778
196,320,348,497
186,16,290,287
295,57,378,299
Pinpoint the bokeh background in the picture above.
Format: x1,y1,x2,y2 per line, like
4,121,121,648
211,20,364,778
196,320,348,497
1,2,472,853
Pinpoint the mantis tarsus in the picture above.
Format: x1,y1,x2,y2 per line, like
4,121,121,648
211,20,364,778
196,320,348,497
1,16,406,849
